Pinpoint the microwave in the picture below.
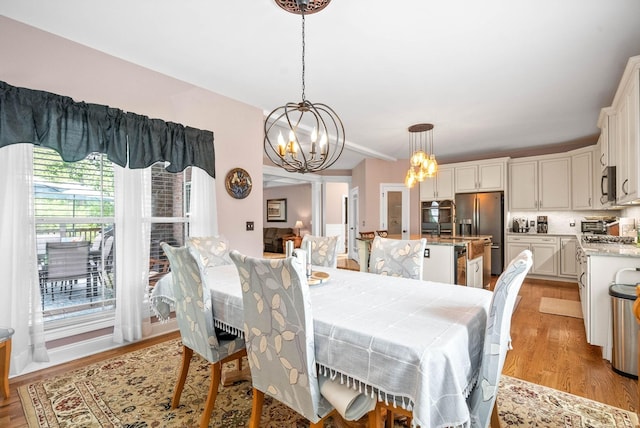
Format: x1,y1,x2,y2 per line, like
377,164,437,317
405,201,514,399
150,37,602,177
600,166,616,203
581,220,607,234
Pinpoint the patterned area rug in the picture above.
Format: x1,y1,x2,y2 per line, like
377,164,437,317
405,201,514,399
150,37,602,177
19,339,638,427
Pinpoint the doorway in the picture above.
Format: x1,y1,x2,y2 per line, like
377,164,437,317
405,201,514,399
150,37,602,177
380,184,410,239
348,187,359,262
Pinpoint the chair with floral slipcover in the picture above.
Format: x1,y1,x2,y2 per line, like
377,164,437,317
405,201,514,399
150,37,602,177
367,236,427,280
466,249,532,427
373,249,533,428
300,235,340,268
229,251,376,428
161,243,247,428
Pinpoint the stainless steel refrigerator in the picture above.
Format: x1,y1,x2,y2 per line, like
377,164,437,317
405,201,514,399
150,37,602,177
454,191,504,275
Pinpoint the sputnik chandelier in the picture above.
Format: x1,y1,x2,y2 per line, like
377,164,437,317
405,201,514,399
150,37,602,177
404,123,438,188
264,0,345,174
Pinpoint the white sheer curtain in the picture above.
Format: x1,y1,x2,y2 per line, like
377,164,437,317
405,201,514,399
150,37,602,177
0,144,49,374
189,167,218,236
112,165,152,343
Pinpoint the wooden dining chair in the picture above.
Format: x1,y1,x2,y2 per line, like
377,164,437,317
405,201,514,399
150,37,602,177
161,243,247,428
300,235,340,268
368,236,427,280
229,250,376,428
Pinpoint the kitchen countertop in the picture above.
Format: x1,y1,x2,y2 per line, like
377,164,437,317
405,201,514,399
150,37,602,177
578,240,640,257
422,235,492,246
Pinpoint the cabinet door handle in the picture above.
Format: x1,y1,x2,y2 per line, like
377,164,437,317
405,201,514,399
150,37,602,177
600,153,605,167
475,264,479,272
578,272,585,287
623,179,629,195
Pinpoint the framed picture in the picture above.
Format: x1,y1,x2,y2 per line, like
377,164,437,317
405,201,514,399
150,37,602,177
267,198,287,222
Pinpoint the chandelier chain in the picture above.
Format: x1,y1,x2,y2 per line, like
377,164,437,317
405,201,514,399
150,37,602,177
301,11,306,101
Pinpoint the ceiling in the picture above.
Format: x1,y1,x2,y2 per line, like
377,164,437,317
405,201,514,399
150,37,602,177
2,0,640,176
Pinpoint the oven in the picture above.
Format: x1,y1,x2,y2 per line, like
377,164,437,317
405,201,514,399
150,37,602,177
421,200,454,236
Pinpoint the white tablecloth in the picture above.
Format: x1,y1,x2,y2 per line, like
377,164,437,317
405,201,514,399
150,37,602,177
151,264,492,427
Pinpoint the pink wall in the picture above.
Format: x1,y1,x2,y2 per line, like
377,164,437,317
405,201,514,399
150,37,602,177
0,16,265,256
325,182,348,225
352,158,420,236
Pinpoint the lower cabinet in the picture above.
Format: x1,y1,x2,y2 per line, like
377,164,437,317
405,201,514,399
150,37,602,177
466,256,483,288
506,235,560,277
422,245,454,284
559,237,578,278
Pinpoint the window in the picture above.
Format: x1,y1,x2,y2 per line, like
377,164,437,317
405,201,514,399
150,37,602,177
34,148,190,331
34,147,115,325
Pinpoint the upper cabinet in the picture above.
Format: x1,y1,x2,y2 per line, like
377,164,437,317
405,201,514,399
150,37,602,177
419,167,454,201
453,159,506,193
509,155,571,211
600,55,640,205
571,149,593,210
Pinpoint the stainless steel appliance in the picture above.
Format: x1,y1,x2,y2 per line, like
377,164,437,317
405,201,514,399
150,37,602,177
455,192,504,275
600,166,617,203
421,200,454,236
581,220,607,234
537,215,548,233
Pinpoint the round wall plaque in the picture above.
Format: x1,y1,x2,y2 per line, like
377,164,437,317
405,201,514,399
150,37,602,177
225,168,252,199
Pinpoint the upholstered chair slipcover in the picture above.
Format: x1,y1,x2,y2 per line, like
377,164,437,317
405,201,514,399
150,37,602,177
467,249,533,428
368,236,427,280
229,250,337,427
161,243,246,428
300,235,340,268
186,235,233,269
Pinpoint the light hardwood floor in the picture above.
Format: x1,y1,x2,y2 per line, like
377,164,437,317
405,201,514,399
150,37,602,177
0,269,637,426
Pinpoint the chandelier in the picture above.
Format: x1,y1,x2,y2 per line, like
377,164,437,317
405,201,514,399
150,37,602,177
264,0,345,174
404,123,438,188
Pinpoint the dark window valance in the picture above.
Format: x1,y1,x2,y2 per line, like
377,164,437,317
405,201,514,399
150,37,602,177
0,80,215,178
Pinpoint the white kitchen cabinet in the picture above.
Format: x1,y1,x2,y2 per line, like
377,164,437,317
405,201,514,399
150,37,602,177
582,252,640,360
422,245,454,284
614,71,639,204
419,167,454,201
559,237,578,278
571,150,593,210
597,109,613,170
508,155,571,211
454,161,505,193
466,256,483,288
506,235,559,277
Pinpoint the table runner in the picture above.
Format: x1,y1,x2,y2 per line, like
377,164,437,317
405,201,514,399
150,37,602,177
150,264,492,427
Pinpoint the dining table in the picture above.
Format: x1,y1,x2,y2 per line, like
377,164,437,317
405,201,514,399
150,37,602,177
150,263,493,427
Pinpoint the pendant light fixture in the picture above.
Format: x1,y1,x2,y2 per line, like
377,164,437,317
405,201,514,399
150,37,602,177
264,0,345,174
404,123,438,188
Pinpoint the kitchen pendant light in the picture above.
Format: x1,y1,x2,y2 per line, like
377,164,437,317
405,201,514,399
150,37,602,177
264,0,345,174
405,123,438,188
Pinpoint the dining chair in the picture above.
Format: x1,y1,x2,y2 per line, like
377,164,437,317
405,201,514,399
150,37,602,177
44,241,91,299
368,236,427,280
161,243,247,428
229,251,376,428
467,249,532,428
300,235,339,268
373,249,533,428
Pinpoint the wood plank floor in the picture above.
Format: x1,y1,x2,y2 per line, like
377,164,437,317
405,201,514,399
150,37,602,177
0,272,637,426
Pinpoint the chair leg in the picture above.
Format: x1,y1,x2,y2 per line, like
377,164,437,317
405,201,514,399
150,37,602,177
385,409,394,428
490,401,500,427
248,388,264,428
0,338,11,400
199,362,222,428
171,345,193,409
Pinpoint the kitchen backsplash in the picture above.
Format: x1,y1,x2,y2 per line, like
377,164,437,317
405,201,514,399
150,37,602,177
507,210,623,235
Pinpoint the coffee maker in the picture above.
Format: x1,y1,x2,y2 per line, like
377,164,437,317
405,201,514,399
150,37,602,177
537,215,548,233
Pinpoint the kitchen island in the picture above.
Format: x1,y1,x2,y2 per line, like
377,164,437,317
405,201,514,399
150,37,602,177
577,236,640,361
357,235,491,288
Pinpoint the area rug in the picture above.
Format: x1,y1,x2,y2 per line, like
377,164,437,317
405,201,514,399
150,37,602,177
19,339,637,427
539,296,583,318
